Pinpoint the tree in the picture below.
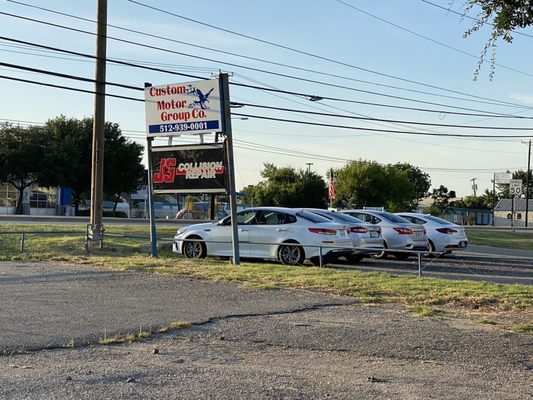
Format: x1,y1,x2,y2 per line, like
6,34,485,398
0,124,50,214
464,1,533,78
42,116,144,214
429,185,456,215
242,163,327,208
334,160,427,211
391,163,431,209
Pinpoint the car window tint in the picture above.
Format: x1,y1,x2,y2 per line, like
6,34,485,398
329,212,363,223
425,215,452,225
259,211,283,225
296,210,331,223
237,210,258,225
379,212,410,223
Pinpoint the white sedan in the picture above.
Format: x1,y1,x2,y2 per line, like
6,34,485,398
395,212,468,253
172,207,354,265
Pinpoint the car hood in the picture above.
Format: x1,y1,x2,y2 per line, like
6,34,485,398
178,221,219,233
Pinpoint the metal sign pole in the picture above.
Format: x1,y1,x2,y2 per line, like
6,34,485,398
146,136,158,257
219,73,240,265
144,81,158,258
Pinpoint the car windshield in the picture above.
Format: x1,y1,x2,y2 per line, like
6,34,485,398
379,212,411,223
424,215,453,225
296,210,331,223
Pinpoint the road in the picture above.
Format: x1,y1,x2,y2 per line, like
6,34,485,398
332,246,533,285
0,260,530,399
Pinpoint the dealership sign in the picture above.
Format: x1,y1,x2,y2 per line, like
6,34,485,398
151,143,227,194
145,79,222,137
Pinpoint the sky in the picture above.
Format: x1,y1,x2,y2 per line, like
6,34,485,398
1,0,533,199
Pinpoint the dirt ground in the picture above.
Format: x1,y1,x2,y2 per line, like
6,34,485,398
1,302,531,400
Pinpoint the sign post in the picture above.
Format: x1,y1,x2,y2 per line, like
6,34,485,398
509,179,523,232
144,76,239,263
219,73,240,265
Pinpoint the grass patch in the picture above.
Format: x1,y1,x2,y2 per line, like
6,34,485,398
1,224,532,320
466,229,533,251
510,324,533,333
408,306,446,317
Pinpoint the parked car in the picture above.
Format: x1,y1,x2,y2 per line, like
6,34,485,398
172,207,354,265
302,208,383,262
338,209,428,260
394,212,468,253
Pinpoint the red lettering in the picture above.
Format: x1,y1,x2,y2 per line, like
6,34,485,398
153,158,176,184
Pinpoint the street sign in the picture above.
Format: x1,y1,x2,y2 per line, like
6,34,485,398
510,179,523,196
494,172,513,184
145,79,222,137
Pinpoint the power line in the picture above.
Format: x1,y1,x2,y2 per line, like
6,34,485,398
127,0,533,103
0,74,144,102
4,35,532,121
0,116,522,172
238,102,533,130
420,0,533,39
335,0,533,78
6,0,529,109
232,113,533,138
3,68,533,139
4,8,533,116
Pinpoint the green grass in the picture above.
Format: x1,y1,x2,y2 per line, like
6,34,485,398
466,229,533,251
1,224,532,319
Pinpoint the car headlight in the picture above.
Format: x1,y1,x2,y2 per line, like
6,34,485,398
176,228,187,236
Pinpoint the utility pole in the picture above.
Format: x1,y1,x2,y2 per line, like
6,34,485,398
470,178,478,197
306,162,313,173
89,0,107,246
523,139,532,227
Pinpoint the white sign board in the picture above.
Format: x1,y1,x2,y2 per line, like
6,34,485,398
145,79,222,137
494,172,513,184
510,179,522,196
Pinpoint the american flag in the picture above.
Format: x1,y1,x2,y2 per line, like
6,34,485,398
328,173,336,200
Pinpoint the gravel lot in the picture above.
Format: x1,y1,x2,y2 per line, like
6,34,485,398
0,263,531,399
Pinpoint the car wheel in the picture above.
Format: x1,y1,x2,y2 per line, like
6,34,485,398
371,242,388,259
393,252,410,261
427,240,436,253
347,254,364,263
182,237,207,259
278,243,305,265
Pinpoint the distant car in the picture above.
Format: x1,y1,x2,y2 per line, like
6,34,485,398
394,212,468,253
302,208,383,262
338,209,428,260
172,207,354,266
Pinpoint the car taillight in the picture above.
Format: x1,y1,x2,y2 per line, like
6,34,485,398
393,227,413,235
350,226,368,233
308,227,337,235
436,228,457,234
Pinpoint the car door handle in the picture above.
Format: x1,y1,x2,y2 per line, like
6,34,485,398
239,228,249,232
276,228,287,232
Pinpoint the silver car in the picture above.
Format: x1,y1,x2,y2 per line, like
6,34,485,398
302,208,383,262
172,207,354,266
395,212,468,253
339,209,428,260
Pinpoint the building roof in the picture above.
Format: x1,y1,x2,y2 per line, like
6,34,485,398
494,199,533,212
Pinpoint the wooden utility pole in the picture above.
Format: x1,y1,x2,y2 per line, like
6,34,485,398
89,0,107,244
